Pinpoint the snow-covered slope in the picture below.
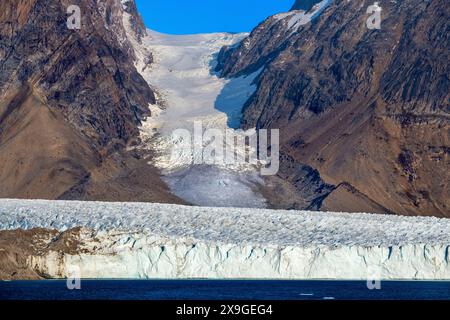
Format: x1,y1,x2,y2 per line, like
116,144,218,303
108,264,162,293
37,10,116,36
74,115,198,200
1,199,449,280
128,27,267,208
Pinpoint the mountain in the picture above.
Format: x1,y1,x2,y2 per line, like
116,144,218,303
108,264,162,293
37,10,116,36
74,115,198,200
217,0,449,216
0,0,182,203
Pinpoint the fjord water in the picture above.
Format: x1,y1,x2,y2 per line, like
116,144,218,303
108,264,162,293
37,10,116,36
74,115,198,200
1,280,449,300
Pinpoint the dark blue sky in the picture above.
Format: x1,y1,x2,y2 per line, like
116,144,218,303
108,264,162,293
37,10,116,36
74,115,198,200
135,0,294,34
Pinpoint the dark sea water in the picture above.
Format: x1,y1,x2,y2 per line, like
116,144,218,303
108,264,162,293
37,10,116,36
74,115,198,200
0,280,449,300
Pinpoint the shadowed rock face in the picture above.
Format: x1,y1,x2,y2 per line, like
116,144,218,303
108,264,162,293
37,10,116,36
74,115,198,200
0,0,183,203
217,0,450,216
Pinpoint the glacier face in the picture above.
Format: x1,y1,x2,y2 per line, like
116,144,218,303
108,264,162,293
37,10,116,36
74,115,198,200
28,232,450,280
1,199,450,280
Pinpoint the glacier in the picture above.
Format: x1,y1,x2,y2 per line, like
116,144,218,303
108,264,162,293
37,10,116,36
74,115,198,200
125,23,268,208
123,1,336,208
1,199,449,280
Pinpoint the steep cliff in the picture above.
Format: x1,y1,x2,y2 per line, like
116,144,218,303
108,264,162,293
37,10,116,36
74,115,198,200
217,0,449,216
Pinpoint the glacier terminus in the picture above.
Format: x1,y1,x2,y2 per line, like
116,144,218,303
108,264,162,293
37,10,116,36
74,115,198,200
1,199,449,280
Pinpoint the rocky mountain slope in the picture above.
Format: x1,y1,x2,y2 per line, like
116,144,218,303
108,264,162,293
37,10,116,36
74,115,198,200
0,0,182,203
217,0,449,217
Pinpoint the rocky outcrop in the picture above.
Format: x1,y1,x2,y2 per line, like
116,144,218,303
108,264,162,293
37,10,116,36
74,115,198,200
0,228,80,280
0,0,182,203
217,0,450,216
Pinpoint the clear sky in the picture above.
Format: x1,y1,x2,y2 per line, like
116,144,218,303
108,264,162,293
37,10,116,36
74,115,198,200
135,0,294,34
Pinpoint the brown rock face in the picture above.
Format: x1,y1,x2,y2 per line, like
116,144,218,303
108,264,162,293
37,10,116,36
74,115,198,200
0,228,85,280
0,0,183,203
217,0,449,217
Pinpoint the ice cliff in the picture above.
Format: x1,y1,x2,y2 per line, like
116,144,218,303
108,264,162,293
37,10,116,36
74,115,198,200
1,199,449,280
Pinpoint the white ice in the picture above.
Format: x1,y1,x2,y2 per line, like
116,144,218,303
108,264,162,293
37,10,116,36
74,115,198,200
2,199,450,280
129,28,267,208
1,199,449,248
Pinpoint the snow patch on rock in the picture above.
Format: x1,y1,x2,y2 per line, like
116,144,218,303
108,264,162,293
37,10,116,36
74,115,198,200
274,0,332,35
